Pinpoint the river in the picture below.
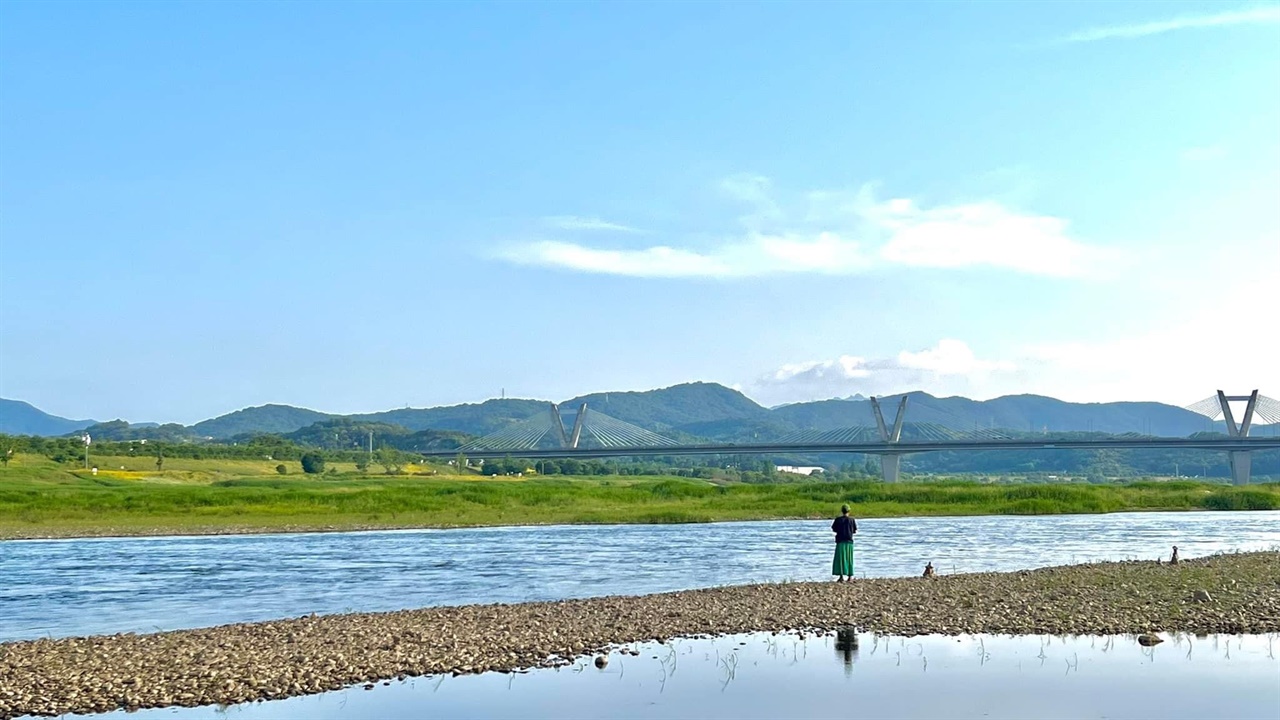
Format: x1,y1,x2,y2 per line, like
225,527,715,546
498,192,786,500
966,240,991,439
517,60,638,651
3,510,1278,642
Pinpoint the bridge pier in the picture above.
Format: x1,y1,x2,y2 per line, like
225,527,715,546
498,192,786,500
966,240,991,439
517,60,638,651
870,396,908,483
1218,390,1258,485
880,454,902,484
1228,451,1252,486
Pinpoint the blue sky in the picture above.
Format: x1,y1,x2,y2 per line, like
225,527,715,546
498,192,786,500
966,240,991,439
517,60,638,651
1,1,1277,424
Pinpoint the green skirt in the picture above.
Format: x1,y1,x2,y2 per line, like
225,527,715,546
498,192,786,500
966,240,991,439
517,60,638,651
832,541,855,576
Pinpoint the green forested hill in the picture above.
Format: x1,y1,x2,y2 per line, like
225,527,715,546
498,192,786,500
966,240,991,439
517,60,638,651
0,399,95,436
564,382,769,430
191,404,334,439
354,398,547,435
282,418,469,452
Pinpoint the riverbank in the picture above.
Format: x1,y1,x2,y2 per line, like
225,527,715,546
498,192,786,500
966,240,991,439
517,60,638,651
2,460,1278,540
2,551,1276,718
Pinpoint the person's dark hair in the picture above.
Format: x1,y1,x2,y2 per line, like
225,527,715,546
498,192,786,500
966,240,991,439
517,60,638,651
840,504,850,514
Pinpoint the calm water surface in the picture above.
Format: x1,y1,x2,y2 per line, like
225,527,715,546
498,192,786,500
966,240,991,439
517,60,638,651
3,510,1278,641
67,631,1280,720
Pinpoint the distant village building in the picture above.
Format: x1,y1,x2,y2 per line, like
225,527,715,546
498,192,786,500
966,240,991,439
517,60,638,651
776,465,824,476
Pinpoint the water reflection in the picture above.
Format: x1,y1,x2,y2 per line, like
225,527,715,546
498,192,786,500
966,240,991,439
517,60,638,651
3,509,1278,641
834,626,859,674
68,632,1279,720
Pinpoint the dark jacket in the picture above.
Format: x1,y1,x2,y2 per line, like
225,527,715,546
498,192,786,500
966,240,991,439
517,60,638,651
832,515,857,543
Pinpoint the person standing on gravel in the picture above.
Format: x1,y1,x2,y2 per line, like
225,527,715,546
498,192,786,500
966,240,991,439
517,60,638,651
831,504,857,582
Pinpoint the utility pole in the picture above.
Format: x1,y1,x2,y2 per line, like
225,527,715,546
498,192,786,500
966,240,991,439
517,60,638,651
368,431,374,466
82,433,91,469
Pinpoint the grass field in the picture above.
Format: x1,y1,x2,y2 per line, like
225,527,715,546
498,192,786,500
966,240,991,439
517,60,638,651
1,453,1277,539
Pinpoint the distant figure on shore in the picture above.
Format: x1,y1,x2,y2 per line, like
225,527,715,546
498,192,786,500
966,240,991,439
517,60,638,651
922,562,935,578
831,504,857,582
1170,546,1179,565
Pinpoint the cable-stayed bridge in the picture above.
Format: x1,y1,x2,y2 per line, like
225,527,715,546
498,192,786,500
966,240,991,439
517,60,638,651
424,390,1280,485
456,402,679,453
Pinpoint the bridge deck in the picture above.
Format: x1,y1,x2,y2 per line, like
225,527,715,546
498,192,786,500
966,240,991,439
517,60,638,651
423,437,1280,460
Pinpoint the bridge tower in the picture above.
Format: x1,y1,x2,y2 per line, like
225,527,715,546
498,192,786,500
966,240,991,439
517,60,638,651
870,395,908,482
1218,390,1258,486
568,403,588,449
549,403,570,448
547,402,590,449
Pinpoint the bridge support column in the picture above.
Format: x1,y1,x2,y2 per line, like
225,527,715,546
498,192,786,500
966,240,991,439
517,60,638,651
880,454,902,484
1218,390,1258,485
870,396,908,482
1228,451,1252,486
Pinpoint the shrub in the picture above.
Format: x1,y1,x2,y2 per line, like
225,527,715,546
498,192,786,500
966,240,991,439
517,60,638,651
300,453,325,474
1201,490,1279,511
275,464,288,475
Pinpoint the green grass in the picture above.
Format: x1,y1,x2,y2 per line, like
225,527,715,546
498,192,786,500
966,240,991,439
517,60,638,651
1,454,1277,539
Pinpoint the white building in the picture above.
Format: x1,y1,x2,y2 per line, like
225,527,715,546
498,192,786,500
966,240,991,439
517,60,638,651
776,465,824,476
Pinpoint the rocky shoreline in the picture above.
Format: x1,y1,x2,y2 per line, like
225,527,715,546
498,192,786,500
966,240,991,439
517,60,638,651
3,551,1279,719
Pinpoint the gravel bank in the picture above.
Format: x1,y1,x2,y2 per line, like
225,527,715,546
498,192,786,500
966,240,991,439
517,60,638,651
3,551,1278,719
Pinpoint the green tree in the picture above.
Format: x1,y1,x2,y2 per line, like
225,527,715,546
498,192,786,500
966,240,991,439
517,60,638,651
275,464,288,475
1,446,13,467
300,452,325,474
376,447,404,474
454,452,468,472
155,446,164,471
355,457,369,473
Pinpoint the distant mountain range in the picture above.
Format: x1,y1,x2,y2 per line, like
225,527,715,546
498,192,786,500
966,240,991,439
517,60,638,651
1,382,1269,443
0,399,95,437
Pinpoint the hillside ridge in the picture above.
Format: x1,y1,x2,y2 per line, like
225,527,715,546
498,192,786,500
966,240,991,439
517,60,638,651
1,383,1260,440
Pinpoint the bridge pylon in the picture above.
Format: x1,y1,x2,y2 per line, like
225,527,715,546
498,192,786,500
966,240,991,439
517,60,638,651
870,395,908,482
1218,390,1258,485
569,403,587,449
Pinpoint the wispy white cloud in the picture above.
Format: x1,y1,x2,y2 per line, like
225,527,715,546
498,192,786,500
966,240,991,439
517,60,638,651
542,216,641,233
873,198,1104,276
771,356,873,383
897,339,1016,376
1052,5,1280,44
745,273,1280,406
499,179,1114,279
499,241,737,278
747,340,1019,404
498,231,870,279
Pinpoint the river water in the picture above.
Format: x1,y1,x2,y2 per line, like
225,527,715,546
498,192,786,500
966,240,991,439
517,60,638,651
2,510,1278,642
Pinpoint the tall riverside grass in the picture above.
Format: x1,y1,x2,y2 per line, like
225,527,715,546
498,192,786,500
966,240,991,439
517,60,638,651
1,455,1277,538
